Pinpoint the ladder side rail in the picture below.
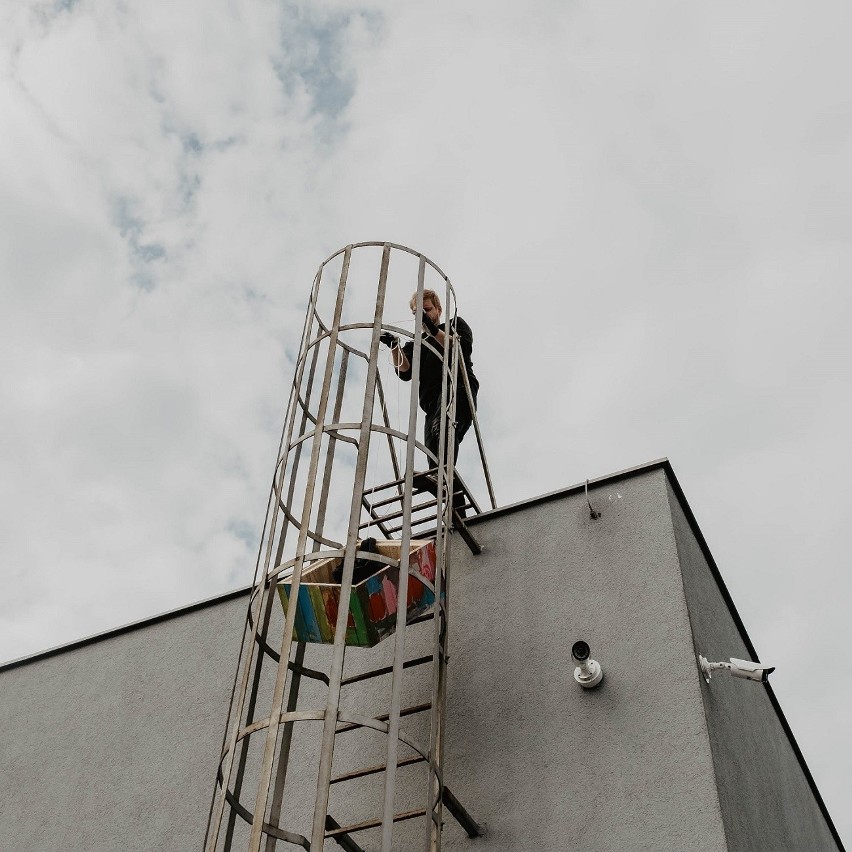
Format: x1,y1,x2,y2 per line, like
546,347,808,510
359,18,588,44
358,506,397,540
311,348,350,546
458,353,495,510
360,371,410,538
206,586,267,851
425,281,458,852
375,369,404,491
311,243,392,848
224,588,288,850
262,640,307,852
230,334,328,850
246,247,353,852
261,269,324,586
254,302,337,850
205,268,324,852
265,339,350,852
273,319,332,567
380,255,429,852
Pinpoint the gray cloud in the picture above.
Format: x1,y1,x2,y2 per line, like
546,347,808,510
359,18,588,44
1,0,850,841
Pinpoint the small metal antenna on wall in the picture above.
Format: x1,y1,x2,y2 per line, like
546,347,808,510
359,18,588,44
586,479,601,520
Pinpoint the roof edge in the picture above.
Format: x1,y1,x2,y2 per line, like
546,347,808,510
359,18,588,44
663,461,845,851
466,457,673,524
0,585,252,673
0,459,689,673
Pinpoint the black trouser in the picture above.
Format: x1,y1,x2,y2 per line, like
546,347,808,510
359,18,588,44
423,393,477,466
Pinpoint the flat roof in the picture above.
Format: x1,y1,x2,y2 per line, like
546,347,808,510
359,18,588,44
0,585,252,673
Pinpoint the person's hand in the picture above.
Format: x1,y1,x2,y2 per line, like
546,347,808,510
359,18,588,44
421,313,440,335
380,331,398,348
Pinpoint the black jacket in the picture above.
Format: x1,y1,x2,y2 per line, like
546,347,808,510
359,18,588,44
396,316,479,416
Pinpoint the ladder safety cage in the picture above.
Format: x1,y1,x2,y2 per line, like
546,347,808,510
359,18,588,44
204,243,492,852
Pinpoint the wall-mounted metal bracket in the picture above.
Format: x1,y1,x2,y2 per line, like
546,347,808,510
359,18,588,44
586,479,602,520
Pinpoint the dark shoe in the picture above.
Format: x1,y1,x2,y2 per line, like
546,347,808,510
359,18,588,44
413,472,468,516
412,472,438,496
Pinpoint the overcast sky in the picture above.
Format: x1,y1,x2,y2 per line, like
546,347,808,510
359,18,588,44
2,0,850,841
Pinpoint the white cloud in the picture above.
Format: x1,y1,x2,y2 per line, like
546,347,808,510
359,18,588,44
1,0,850,840
0,0,379,645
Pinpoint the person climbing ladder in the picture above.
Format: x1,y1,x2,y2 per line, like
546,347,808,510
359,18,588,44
380,288,479,468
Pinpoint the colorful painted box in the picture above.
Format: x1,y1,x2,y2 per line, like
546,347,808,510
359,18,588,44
277,539,438,647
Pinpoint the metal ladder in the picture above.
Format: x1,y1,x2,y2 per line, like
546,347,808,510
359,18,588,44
204,242,495,851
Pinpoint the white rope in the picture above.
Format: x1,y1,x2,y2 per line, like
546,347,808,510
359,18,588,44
382,319,414,475
395,352,402,474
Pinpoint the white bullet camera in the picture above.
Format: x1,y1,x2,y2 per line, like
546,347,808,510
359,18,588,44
698,654,775,684
572,640,603,689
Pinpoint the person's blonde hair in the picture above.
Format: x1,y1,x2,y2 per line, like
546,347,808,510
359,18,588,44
409,289,442,313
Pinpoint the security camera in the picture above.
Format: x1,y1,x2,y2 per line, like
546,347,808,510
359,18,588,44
572,640,603,689
698,655,775,684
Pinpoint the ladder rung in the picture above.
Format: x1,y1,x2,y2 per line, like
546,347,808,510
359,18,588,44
384,515,439,536
361,466,440,498
336,702,431,734
359,499,437,530
342,655,433,686
362,475,407,496
363,490,406,511
331,754,425,785
325,809,427,838
365,477,443,511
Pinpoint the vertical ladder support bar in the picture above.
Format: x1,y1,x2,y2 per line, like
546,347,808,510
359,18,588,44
313,349,350,541
274,339,324,564
224,587,283,849
205,268,324,852
425,279,458,852
380,255,428,852
260,329,332,848
263,641,307,852
261,269,324,587
458,355,495,510
247,248,352,852
375,370,404,489
254,329,329,849
310,243,392,848
441,787,484,839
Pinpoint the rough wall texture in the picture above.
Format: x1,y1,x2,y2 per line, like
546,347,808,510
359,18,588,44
0,465,840,852
667,481,841,852
444,468,727,852
0,594,249,852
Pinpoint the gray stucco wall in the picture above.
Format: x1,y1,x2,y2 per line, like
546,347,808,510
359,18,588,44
0,593,249,852
444,467,727,851
667,481,842,852
0,464,840,851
